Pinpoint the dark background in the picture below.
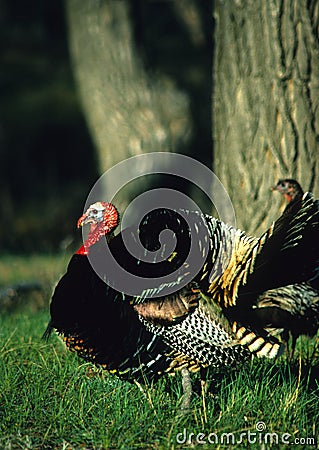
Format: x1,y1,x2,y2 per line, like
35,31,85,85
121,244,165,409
0,0,212,253
0,0,98,252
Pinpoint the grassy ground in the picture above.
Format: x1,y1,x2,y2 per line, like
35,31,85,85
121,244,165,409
0,255,318,449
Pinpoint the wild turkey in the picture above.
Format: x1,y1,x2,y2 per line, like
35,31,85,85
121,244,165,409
45,180,319,384
134,184,319,359
215,179,319,356
271,178,303,205
44,202,253,385
251,178,319,354
194,182,318,352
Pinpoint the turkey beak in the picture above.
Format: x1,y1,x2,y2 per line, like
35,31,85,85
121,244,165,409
77,213,88,228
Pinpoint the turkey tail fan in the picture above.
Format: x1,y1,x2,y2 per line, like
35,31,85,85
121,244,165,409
239,192,319,302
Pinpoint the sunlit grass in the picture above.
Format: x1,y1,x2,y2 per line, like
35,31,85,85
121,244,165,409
0,253,69,287
0,256,318,449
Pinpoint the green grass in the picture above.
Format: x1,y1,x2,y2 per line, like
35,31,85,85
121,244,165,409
0,256,318,449
0,253,69,287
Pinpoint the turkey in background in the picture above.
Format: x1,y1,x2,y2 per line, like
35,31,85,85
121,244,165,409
250,179,319,356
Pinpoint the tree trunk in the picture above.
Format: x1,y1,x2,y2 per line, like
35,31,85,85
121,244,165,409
66,0,212,210
213,0,319,235
66,0,192,167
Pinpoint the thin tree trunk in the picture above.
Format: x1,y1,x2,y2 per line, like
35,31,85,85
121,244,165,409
213,0,319,234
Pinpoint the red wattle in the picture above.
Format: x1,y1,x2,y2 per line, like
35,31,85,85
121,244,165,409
76,245,88,255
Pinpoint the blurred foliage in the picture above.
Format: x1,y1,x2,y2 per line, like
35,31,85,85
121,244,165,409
0,0,98,252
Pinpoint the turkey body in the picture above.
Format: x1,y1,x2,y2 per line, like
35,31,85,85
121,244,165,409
46,184,319,382
47,223,251,383
48,245,178,382
250,179,319,348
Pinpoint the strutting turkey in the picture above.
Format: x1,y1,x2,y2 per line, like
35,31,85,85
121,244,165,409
191,179,319,356
44,202,253,385
133,182,319,360
44,179,319,385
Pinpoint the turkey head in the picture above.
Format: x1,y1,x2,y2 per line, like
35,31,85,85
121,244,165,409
272,179,304,204
77,201,119,254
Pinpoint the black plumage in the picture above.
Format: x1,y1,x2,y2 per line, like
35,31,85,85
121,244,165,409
45,203,252,383
45,179,319,383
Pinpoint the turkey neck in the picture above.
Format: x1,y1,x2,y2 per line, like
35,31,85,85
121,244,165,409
76,227,114,256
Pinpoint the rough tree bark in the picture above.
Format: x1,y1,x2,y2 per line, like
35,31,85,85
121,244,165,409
67,0,318,233
213,0,319,234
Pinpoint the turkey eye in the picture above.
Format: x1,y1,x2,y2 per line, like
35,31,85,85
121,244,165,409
280,182,285,187
92,209,98,214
